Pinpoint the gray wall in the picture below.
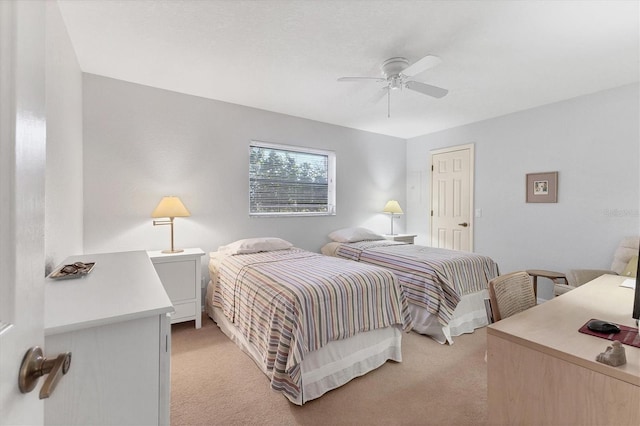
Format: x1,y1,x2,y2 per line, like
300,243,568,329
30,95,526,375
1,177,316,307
45,1,83,274
82,74,407,281
407,83,640,299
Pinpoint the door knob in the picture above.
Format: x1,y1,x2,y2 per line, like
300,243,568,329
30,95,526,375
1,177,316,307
458,222,469,227
19,346,71,399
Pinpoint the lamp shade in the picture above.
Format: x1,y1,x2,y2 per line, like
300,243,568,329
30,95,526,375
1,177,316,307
151,196,191,218
383,200,403,214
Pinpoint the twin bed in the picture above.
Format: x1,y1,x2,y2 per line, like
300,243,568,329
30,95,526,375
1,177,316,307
321,226,499,344
205,237,412,405
205,230,499,404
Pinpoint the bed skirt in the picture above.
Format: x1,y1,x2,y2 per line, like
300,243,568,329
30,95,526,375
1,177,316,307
409,289,489,344
205,281,403,404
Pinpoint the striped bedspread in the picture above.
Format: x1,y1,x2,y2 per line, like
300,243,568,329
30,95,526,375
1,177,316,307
335,241,499,326
211,248,412,402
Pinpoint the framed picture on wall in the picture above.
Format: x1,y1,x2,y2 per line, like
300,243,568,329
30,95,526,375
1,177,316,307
526,171,558,203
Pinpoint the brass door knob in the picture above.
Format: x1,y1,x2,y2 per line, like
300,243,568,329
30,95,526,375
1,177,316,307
19,346,71,399
458,222,469,227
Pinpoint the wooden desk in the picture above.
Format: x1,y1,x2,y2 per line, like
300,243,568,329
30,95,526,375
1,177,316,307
487,274,640,425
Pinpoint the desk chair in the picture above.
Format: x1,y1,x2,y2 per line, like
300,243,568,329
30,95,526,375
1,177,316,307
488,271,536,322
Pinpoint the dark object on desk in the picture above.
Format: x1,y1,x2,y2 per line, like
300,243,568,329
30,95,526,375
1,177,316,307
587,319,621,334
632,246,640,321
579,319,640,348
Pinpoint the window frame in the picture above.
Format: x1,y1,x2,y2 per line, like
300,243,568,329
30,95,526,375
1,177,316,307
249,140,336,217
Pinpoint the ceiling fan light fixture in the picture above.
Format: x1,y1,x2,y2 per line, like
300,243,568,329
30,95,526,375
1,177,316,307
389,77,402,90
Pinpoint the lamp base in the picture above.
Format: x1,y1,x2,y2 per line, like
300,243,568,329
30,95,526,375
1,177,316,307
161,248,184,254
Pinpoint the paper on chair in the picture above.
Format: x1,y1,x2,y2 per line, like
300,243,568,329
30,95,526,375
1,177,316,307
620,278,636,289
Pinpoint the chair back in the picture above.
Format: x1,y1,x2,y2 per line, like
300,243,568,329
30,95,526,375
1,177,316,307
489,271,536,322
610,236,639,275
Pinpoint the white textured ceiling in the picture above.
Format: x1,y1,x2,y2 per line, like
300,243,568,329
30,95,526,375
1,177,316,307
57,0,639,139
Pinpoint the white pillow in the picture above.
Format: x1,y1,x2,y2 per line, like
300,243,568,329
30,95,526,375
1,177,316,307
218,237,293,255
328,227,384,243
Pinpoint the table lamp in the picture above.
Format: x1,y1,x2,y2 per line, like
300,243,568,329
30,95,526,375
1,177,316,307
151,196,190,253
383,200,403,235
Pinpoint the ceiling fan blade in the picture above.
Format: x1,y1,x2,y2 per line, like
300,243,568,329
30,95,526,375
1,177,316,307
338,77,386,82
402,55,442,77
405,81,448,98
369,86,389,104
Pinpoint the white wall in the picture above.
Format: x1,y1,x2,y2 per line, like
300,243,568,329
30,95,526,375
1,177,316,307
407,83,640,299
44,1,83,274
82,74,406,278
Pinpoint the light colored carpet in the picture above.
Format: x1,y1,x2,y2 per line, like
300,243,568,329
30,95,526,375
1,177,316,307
171,314,488,426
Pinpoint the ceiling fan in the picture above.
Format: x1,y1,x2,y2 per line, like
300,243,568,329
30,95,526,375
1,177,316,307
337,54,448,117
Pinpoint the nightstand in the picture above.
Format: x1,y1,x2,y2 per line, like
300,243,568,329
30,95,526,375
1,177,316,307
384,234,416,244
148,248,205,328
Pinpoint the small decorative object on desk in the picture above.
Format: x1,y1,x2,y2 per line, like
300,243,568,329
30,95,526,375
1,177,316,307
595,340,626,367
49,262,95,280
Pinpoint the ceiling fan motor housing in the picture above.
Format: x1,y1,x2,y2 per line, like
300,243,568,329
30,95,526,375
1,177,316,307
381,57,409,78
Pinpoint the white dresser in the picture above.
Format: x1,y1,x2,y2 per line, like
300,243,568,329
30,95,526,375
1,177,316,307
44,251,173,426
148,248,205,328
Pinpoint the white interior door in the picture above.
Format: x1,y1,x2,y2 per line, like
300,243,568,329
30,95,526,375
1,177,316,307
430,144,474,251
0,1,47,424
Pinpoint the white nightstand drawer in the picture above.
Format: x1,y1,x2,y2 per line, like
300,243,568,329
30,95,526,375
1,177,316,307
384,234,416,244
148,248,205,329
171,301,197,321
153,260,196,301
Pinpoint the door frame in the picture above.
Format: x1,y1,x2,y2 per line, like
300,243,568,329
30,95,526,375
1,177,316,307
429,143,475,251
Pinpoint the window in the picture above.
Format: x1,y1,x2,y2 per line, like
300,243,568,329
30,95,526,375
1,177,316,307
249,141,336,216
